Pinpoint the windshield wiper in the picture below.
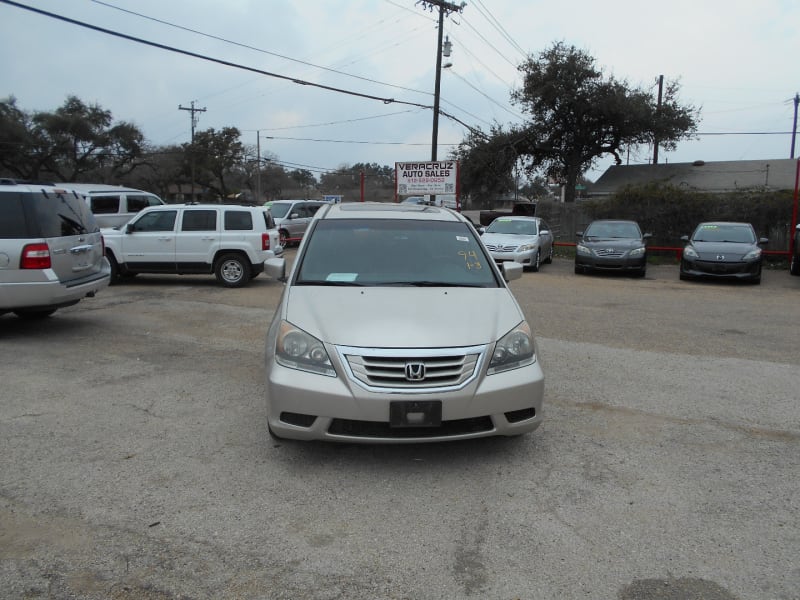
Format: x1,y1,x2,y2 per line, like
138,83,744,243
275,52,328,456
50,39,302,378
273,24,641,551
380,281,486,287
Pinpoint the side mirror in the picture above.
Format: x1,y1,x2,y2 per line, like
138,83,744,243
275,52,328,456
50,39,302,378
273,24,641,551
478,227,486,235
643,233,652,239
289,212,299,219
539,229,550,236
576,231,584,237
125,223,135,234
501,262,523,282
680,235,689,242
758,237,769,245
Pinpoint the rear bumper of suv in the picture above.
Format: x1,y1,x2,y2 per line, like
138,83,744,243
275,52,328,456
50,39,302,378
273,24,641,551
0,260,111,311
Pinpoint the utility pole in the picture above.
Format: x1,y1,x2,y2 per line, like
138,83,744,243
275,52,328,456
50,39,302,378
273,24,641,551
418,0,464,163
653,74,664,165
179,101,206,201
791,92,799,159
256,131,261,205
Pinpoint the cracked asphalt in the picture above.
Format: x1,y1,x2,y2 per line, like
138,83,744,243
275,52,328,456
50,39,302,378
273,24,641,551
1,255,798,599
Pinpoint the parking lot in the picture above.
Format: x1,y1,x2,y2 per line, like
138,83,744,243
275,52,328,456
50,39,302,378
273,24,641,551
1,254,799,599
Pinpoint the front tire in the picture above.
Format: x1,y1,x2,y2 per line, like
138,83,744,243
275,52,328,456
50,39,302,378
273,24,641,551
530,250,541,272
215,253,251,288
544,244,554,264
279,229,289,248
790,252,800,276
106,252,121,284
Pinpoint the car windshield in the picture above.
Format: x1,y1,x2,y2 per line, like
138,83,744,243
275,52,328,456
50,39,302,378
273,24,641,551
295,219,499,288
584,222,641,239
269,203,292,218
486,218,537,235
692,224,755,244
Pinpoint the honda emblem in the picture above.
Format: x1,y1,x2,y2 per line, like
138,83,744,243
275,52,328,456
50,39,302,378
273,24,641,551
405,362,426,381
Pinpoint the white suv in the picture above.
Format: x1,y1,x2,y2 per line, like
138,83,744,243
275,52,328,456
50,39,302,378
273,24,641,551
102,204,284,287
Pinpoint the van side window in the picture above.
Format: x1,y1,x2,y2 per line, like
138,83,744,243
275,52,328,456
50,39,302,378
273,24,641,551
91,195,121,214
182,210,217,232
224,210,253,231
127,195,153,213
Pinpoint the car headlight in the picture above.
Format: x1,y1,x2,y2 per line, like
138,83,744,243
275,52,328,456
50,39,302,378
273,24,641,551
683,246,698,259
275,320,336,377
488,321,536,374
517,243,537,252
576,244,592,256
629,246,646,257
742,248,762,261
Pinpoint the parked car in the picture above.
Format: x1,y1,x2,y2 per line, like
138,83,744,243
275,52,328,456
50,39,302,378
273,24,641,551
0,182,110,319
680,221,767,284
264,201,544,443
575,219,651,277
480,216,554,272
61,183,164,228
102,204,283,287
269,200,327,246
790,224,800,276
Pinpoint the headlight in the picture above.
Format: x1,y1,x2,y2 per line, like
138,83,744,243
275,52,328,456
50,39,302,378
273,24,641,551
629,246,646,257
275,320,336,377
488,321,536,374
576,244,592,256
517,243,536,252
683,246,698,259
742,248,762,261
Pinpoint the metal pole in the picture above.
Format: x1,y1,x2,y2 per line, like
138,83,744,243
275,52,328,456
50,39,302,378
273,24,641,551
431,7,445,162
789,158,800,261
653,75,663,165
256,131,261,205
790,93,799,159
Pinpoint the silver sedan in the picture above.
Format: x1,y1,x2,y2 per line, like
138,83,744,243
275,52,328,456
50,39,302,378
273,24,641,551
480,216,554,272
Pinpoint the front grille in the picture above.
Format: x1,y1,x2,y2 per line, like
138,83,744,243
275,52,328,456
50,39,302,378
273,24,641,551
340,346,484,391
485,243,518,252
595,249,624,257
696,260,747,274
328,416,494,438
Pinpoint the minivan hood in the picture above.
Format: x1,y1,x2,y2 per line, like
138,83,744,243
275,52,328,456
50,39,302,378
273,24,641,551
283,287,524,348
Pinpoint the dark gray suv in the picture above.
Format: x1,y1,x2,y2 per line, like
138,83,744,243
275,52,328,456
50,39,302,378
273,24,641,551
0,182,110,318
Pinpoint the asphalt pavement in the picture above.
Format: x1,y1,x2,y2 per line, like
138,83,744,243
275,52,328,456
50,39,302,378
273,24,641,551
1,256,798,599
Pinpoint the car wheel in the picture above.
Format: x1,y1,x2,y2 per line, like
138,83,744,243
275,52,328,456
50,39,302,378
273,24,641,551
790,253,800,276
279,229,289,248
106,252,121,284
574,264,582,275
679,271,689,281
544,244,554,264
13,308,57,319
530,250,540,272
214,253,251,288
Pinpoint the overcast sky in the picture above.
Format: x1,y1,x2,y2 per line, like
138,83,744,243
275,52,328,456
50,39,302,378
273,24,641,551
1,0,798,183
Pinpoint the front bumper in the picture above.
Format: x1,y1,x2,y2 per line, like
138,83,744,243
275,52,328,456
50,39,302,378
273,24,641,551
265,350,544,443
575,254,646,272
680,258,761,280
489,249,537,268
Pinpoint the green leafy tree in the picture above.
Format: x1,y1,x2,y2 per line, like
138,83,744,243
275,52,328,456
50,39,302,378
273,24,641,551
0,95,145,181
186,127,245,200
457,42,699,203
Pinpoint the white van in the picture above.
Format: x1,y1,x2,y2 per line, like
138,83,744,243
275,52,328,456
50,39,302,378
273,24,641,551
62,183,164,228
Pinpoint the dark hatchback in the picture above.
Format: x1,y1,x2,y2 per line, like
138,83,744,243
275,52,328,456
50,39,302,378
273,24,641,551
575,220,651,277
680,221,767,284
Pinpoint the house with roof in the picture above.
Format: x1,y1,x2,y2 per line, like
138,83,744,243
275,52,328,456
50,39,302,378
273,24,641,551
590,158,799,197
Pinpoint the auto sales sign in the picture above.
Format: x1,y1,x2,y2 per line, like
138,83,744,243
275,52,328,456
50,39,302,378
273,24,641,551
395,160,458,195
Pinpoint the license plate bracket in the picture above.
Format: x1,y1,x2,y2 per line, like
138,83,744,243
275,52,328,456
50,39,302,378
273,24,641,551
389,400,442,428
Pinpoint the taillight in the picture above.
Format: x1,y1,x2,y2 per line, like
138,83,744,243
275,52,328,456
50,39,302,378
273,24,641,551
262,233,270,251
21,243,51,269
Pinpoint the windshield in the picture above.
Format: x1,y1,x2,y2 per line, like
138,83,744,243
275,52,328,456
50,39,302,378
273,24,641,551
295,219,500,288
692,224,756,244
269,203,292,218
486,218,537,235
584,221,641,239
